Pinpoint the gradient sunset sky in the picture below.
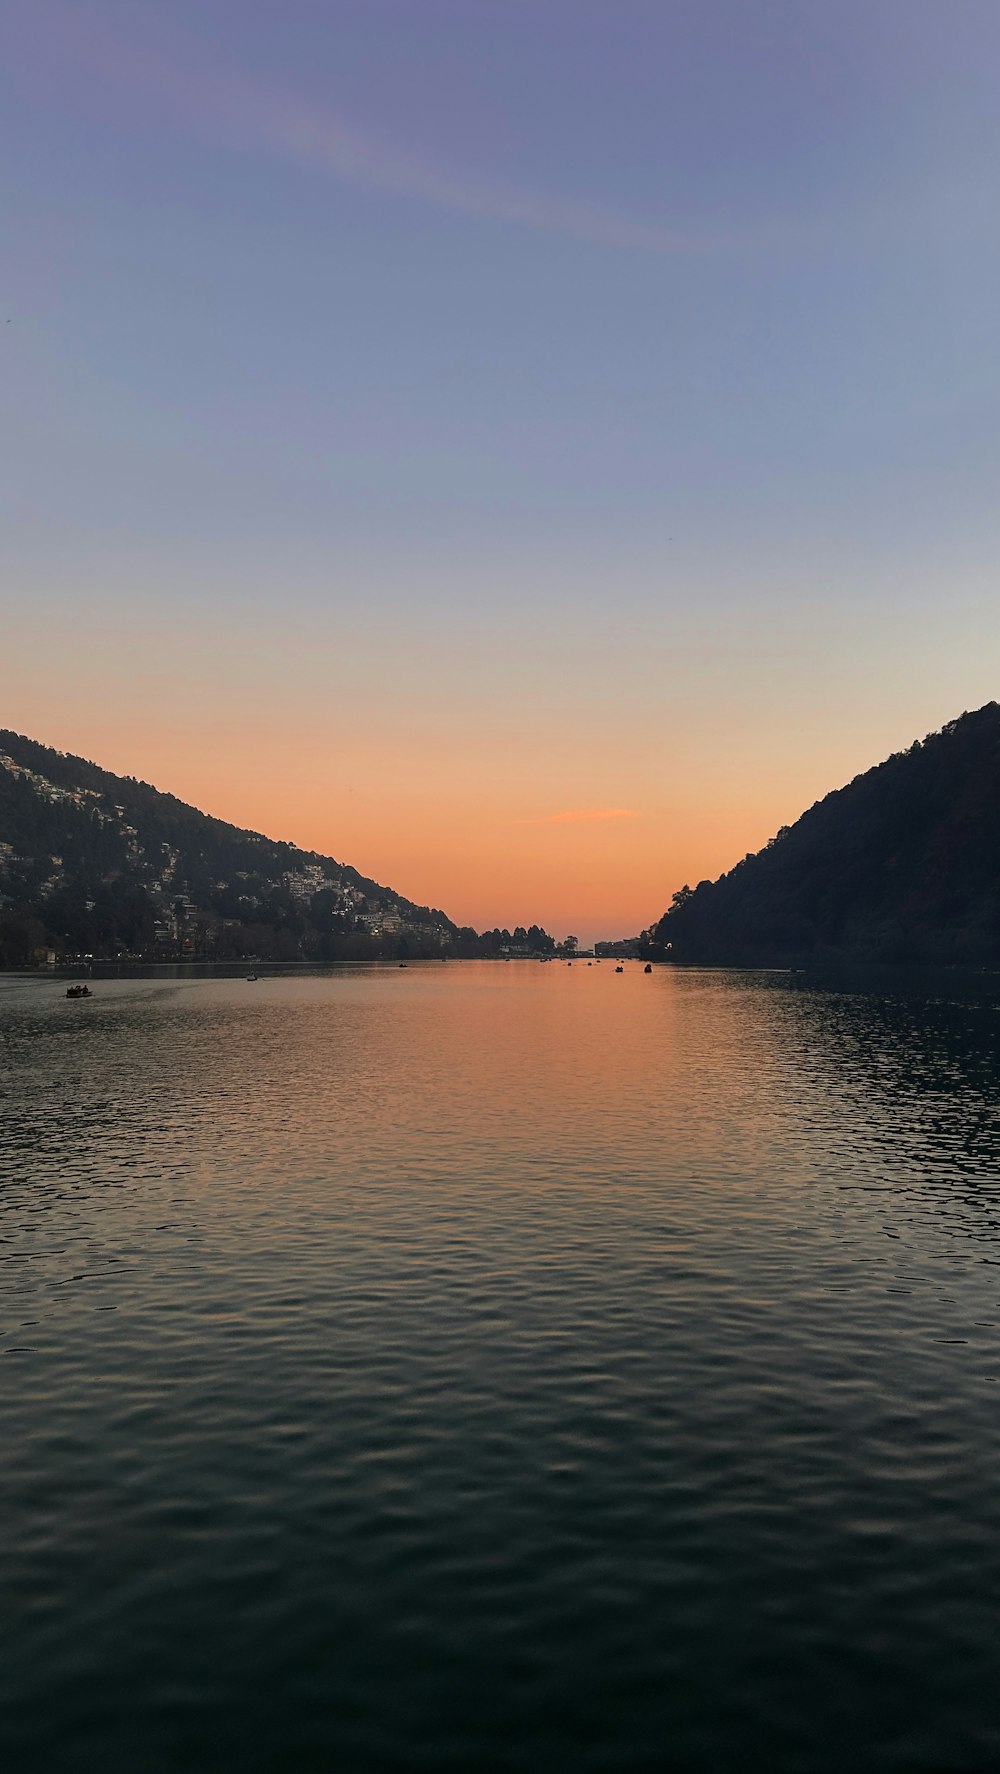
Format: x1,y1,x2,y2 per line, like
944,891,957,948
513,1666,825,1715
3,1,999,940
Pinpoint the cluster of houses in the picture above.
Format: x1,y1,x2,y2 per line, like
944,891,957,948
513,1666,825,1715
1,749,104,812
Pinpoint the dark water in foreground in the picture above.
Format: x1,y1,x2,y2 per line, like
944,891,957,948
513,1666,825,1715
3,961,1000,1772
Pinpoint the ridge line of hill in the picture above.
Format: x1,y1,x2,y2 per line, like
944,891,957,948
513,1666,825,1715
0,729,557,965
643,702,1000,968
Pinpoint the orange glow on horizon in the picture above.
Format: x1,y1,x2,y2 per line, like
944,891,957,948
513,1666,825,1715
5,589,990,944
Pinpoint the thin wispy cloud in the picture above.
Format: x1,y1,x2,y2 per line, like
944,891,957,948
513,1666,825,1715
36,3,707,255
515,808,637,826
246,100,698,254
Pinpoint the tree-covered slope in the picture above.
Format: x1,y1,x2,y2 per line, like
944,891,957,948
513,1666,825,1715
0,730,555,965
647,704,1000,967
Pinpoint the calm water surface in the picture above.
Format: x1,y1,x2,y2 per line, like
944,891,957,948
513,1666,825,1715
3,961,1000,1771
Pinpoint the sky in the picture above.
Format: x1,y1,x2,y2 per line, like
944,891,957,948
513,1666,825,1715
3,0,999,942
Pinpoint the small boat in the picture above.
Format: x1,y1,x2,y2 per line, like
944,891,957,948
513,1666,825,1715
66,984,92,998
644,963,652,974
615,965,624,973
246,973,258,982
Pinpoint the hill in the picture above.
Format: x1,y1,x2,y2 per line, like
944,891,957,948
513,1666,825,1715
646,704,1000,967
0,731,555,966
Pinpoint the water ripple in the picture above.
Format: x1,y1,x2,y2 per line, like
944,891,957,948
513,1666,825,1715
3,964,1000,1770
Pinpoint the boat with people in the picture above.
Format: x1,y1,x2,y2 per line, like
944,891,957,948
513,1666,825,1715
66,984,92,998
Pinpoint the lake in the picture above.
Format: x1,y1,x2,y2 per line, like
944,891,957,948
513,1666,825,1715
3,960,1000,1772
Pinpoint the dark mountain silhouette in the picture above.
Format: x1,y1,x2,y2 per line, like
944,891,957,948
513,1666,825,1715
0,730,555,965
646,704,1000,967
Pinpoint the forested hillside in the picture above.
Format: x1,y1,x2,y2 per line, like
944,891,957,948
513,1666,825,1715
647,704,1000,967
0,731,555,965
